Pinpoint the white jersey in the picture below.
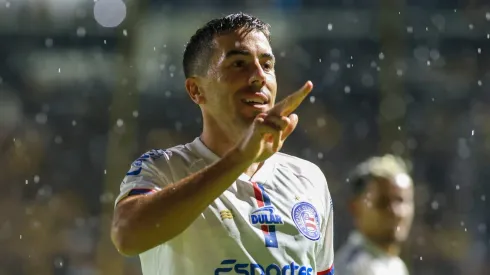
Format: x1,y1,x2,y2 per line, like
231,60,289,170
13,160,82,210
335,231,409,275
115,137,334,275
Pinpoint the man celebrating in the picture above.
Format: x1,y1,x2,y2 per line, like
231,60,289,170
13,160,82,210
111,13,334,275
335,155,414,275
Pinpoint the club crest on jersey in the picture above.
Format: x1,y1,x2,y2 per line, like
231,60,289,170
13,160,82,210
291,202,321,241
250,206,284,226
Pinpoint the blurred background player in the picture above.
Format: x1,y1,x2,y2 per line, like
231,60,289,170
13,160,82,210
335,155,414,275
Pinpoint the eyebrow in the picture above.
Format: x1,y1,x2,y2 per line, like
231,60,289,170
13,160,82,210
225,49,275,60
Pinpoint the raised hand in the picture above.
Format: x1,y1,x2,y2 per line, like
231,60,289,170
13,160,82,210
234,81,313,163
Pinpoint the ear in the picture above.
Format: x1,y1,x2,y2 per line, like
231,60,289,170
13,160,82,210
185,77,206,104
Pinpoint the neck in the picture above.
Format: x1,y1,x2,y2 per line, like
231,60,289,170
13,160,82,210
200,116,238,158
374,242,401,256
200,115,262,177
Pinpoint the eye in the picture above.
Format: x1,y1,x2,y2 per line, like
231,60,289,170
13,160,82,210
263,61,274,71
232,60,246,68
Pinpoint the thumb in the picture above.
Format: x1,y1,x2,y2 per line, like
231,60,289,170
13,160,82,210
282,113,299,140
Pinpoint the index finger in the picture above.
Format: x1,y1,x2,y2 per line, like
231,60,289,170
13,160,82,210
268,81,313,116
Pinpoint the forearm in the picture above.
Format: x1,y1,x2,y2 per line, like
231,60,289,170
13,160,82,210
112,148,251,255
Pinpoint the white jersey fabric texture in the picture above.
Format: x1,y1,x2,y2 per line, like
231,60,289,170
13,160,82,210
335,231,409,275
115,137,334,275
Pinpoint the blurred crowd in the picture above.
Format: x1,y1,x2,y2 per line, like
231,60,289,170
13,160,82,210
1,0,490,274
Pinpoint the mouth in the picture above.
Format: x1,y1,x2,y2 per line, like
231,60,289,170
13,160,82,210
240,94,270,108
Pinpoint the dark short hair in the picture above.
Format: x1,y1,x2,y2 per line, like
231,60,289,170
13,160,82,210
182,12,271,78
347,155,410,198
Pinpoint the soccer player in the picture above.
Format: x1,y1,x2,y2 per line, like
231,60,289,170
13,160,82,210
335,155,414,275
110,13,334,275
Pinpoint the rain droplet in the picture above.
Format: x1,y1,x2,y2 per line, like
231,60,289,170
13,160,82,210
132,110,139,117
406,26,413,33
330,63,339,71
318,152,324,159
116,119,124,127
35,113,48,124
316,118,327,128
461,221,465,226
478,48,482,54
396,69,403,76
25,180,28,185
318,58,322,63
481,195,486,201
72,120,77,126
94,0,127,28
123,29,128,36
309,96,316,103
456,185,460,190
398,126,401,130
104,169,107,175
425,27,429,31
5,2,10,8
45,38,54,48
54,257,64,268
420,256,423,261
471,130,475,136
468,24,474,30
344,86,351,93
427,60,431,66
103,40,107,44
34,175,40,183
54,136,63,144
327,23,333,31
478,80,482,86
379,52,385,60
431,201,439,210
486,12,490,21
58,68,61,73
76,27,86,37
19,235,22,239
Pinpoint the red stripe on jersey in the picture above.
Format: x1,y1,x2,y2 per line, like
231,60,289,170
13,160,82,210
252,182,269,234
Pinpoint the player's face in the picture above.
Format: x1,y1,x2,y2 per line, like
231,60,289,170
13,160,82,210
199,29,277,131
354,175,414,246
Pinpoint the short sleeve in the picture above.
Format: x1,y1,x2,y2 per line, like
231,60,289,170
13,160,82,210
114,149,172,207
314,167,335,275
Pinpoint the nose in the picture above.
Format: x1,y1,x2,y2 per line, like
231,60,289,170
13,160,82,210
249,61,266,87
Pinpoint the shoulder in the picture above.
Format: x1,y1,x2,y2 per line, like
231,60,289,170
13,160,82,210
273,152,327,183
335,243,376,275
125,141,202,177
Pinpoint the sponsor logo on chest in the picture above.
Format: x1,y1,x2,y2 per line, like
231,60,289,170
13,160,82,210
250,206,284,226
